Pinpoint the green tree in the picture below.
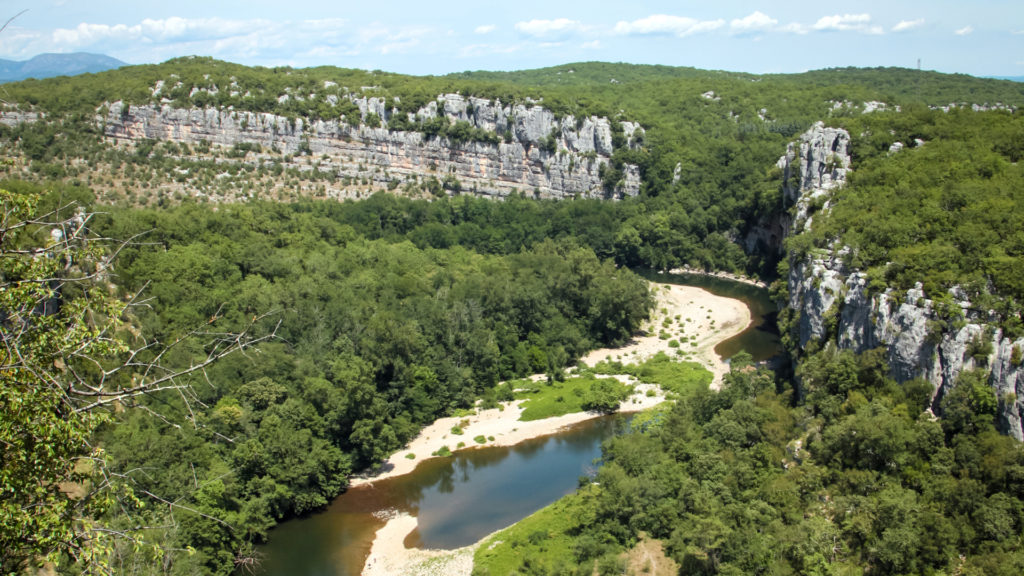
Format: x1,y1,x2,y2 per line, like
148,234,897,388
0,189,271,574
581,379,629,414
942,369,998,436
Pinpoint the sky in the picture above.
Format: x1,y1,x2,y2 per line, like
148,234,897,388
0,1,1022,77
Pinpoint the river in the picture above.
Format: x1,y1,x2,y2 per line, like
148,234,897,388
257,415,628,576
258,276,780,575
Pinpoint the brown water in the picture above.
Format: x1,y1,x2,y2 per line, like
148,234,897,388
257,415,627,576
257,275,780,575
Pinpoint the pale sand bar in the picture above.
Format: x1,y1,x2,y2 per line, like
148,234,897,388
580,283,751,390
361,282,753,575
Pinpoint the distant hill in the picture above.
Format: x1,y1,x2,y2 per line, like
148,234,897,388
0,52,126,83
983,75,1024,82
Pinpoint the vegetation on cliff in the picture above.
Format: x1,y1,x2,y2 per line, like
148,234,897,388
785,106,1024,338
6,60,1022,279
2,59,1024,575
476,351,1024,576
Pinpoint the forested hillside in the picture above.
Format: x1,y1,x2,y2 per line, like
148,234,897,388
789,107,1024,332
2,59,1024,575
1,181,652,573
3,59,1022,277
475,353,1024,575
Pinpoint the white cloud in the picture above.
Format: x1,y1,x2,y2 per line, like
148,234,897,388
581,40,601,50
955,25,974,36
613,14,725,37
52,23,139,45
301,18,348,31
813,13,874,32
51,17,285,47
0,27,48,60
779,22,809,35
352,25,432,55
474,25,496,35
892,19,924,32
514,18,584,38
730,11,777,32
41,17,441,66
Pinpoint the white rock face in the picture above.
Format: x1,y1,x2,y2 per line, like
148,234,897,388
862,101,900,114
95,98,642,200
788,250,1024,438
777,121,851,233
931,102,1018,113
742,122,848,256
0,109,40,126
781,122,1024,439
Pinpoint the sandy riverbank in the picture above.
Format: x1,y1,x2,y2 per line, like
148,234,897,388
358,281,754,575
362,513,478,576
352,282,749,490
581,283,751,390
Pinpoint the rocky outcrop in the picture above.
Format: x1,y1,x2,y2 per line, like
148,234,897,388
0,110,40,127
779,121,851,234
97,95,643,200
781,123,1024,439
742,122,851,256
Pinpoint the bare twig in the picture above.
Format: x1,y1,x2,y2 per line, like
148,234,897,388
0,9,27,36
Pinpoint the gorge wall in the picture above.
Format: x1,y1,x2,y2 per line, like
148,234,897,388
781,122,1024,439
98,94,643,200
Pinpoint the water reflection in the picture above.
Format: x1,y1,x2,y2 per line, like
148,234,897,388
259,276,780,576
637,270,781,362
259,415,626,576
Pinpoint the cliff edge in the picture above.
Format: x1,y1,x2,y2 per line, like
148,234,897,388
97,93,643,201
780,122,1024,439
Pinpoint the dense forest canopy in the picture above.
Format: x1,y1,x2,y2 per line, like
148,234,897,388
0,182,653,573
2,59,1024,575
3,59,1023,279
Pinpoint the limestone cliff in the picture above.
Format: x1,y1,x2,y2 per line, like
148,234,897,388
781,123,1024,439
98,94,642,200
743,122,851,256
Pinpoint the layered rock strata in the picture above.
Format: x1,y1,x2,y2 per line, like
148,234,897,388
99,94,643,200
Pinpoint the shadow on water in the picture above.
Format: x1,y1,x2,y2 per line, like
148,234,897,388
258,415,627,576
636,270,782,363
259,274,781,576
